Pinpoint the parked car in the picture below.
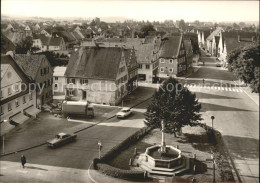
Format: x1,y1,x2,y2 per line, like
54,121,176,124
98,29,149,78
116,107,132,119
216,62,221,67
47,132,77,148
206,53,211,57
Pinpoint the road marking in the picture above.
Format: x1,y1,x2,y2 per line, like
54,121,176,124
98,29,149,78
16,169,28,173
228,88,232,91
88,162,98,183
67,119,96,124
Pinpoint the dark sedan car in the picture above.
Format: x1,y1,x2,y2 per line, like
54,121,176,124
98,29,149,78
47,133,77,148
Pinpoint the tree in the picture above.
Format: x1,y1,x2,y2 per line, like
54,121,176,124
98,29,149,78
139,24,155,38
178,19,186,31
145,77,202,137
227,43,260,92
15,36,33,54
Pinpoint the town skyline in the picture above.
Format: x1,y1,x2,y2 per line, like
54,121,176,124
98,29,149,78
1,0,259,22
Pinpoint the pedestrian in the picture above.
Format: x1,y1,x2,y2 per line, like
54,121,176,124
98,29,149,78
21,155,26,168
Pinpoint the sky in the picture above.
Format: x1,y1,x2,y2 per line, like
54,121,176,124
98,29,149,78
1,0,259,22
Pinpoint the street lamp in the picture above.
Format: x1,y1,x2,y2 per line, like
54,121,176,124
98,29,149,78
2,120,9,154
98,140,102,159
211,116,215,129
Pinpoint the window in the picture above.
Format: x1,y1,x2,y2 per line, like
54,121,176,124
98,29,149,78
44,81,47,88
0,106,3,115
169,68,173,72
169,59,173,64
55,77,58,80
138,64,143,69
29,93,33,100
54,84,58,88
8,88,12,95
146,64,150,69
44,68,47,74
160,67,164,72
160,58,165,63
41,69,43,76
15,99,19,107
0,90,3,98
8,103,12,111
48,79,51,86
46,92,49,99
71,79,75,84
14,84,19,92
82,79,88,84
23,96,26,103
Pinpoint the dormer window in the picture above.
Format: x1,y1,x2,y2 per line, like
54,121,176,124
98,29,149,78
169,59,173,64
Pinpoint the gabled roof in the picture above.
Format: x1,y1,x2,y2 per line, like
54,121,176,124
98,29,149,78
159,36,182,58
3,31,26,45
1,55,32,83
206,27,223,41
135,44,154,64
65,47,124,80
49,37,63,46
13,54,50,80
224,38,253,54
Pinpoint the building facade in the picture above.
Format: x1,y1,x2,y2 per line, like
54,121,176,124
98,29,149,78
1,55,39,135
158,35,187,78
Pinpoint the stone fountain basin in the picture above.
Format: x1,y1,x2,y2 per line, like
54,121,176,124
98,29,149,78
144,145,182,168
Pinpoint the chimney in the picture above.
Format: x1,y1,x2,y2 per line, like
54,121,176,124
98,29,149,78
238,35,240,42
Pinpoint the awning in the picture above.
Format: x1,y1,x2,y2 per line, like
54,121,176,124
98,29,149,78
10,113,30,125
24,106,41,117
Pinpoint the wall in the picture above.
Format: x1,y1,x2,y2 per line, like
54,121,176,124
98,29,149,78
53,76,66,95
35,58,54,107
158,58,178,78
0,91,36,123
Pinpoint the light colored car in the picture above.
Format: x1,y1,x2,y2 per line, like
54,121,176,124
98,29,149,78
216,62,221,67
47,132,77,148
206,53,211,57
116,107,132,119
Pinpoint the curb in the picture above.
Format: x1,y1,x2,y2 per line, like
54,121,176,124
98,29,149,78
233,81,259,106
0,94,152,157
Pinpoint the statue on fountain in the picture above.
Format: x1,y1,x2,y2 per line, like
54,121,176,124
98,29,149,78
158,120,167,154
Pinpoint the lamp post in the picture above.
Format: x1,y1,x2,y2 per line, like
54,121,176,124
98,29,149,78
98,140,102,159
2,120,9,154
211,116,215,129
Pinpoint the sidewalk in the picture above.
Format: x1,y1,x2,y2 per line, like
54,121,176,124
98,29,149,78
0,161,90,183
234,80,259,106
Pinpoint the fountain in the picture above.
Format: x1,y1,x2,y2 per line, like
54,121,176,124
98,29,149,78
135,120,190,177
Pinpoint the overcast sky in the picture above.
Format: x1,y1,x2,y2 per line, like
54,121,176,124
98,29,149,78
1,0,259,22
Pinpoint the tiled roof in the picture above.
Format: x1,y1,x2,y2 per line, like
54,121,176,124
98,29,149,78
135,44,154,64
3,31,26,45
144,36,156,44
13,54,48,80
159,36,182,58
65,47,124,80
1,55,32,83
225,38,253,54
71,31,82,40
49,37,63,46
53,66,67,77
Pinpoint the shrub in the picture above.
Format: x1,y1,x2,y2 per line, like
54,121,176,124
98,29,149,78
96,163,147,181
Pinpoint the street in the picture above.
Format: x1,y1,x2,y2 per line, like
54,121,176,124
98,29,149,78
0,54,259,183
184,54,259,183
